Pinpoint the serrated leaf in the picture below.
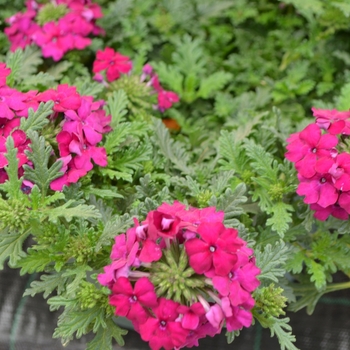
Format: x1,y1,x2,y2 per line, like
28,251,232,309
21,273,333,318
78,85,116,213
20,101,53,132
0,230,30,269
255,241,290,282
198,71,232,98
100,168,132,182
62,265,92,296
23,130,63,197
45,200,101,223
23,272,67,298
209,185,247,226
87,319,127,350
306,259,327,290
266,202,294,238
75,78,105,97
20,71,56,89
114,143,152,174
152,62,183,94
269,317,299,350
0,136,23,199
95,213,133,252
54,305,107,342
285,250,305,274
106,90,129,127
16,248,53,275
47,61,73,80
152,118,192,174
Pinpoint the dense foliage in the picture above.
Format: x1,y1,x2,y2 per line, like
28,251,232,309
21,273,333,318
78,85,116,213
0,0,350,349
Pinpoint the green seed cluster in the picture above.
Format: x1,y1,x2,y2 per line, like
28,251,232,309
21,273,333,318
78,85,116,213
268,183,285,201
254,283,287,318
77,281,103,310
0,198,29,231
67,235,94,263
110,75,153,118
36,4,69,25
197,190,213,208
150,246,205,304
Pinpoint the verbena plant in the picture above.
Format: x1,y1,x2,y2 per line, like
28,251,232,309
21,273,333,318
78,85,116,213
0,0,350,349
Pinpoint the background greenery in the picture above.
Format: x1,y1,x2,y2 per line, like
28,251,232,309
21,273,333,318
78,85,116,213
1,1,350,350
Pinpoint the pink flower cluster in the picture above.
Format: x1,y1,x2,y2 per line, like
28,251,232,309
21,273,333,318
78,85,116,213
92,47,133,83
0,63,111,191
141,64,180,112
98,201,260,350
5,0,103,61
285,107,350,220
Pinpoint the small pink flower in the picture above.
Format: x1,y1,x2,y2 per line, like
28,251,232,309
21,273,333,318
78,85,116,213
138,298,189,350
38,84,81,113
157,90,179,112
0,63,11,87
185,222,242,275
285,123,338,178
93,47,132,82
109,277,158,323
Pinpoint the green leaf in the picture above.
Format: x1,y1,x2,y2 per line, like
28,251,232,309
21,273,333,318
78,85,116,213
255,241,290,283
87,319,127,350
20,71,56,89
47,61,73,80
106,90,129,127
336,82,350,111
23,130,63,197
305,259,327,290
16,248,53,275
24,272,67,298
269,317,299,350
209,185,247,226
152,62,183,94
45,200,101,223
54,304,107,342
152,118,192,174
62,265,93,296
113,143,152,174
0,136,23,200
0,230,30,269
20,101,53,132
197,71,233,98
95,213,133,252
266,202,294,238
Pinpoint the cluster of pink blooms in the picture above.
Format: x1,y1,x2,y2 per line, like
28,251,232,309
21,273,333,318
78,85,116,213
0,62,111,191
5,0,104,61
141,63,180,112
286,107,350,220
98,201,260,350
92,48,180,113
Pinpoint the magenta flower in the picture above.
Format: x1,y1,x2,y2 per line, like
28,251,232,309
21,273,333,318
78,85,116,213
38,84,81,113
177,302,206,330
93,48,132,82
157,90,180,112
138,298,189,350
109,277,158,324
296,173,339,208
32,21,74,61
0,87,27,120
5,10,39,51
310,203,348,221
16,90,40,117
225,306,253,332
0,129,30,168
63,96,111,145
285,123,338,178
312,107,350,135
185,222,242,275
0,63,11,87
144,210,181,240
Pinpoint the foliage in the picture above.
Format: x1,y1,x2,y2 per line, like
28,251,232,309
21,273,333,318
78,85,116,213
0,0,350,349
